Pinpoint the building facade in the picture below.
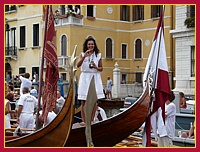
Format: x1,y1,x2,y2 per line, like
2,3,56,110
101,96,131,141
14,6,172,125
5,5,175,89
170,5,195,96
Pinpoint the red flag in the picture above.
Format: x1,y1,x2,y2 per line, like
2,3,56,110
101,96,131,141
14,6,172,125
142,7,171,146
42,5,59,125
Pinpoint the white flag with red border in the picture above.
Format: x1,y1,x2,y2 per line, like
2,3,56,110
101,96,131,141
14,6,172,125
142,8,171,146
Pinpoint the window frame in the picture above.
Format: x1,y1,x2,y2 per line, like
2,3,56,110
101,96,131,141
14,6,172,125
20,26,26,48
120,5,130,21
33,23,39,47
134,38,142,59
132,5,144,21
105,38,113,59
121,43,128,59
60,35,68,56
151,5,163,18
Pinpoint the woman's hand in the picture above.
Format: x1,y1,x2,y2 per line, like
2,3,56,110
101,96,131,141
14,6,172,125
84,50,91,58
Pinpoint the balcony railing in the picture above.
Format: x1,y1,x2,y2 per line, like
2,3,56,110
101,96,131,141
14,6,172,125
43,56,70,69
54,14,83,26
5,46,17,60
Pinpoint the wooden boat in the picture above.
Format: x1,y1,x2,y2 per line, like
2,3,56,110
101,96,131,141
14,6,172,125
5,83,74,147
65,86,150,147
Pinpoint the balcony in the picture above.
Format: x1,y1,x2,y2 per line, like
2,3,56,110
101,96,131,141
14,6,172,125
43,56,70,69
5,5,17,14
54,14,83,26
5,46,17,60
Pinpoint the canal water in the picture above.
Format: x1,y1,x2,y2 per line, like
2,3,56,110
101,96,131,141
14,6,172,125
102,106,122,118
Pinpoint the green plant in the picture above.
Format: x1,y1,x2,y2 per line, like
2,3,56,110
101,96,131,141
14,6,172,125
184,17,195,28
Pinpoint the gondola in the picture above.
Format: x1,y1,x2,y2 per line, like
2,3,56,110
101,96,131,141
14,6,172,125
5,83,74,147
5,45,78,147
65,85,150,147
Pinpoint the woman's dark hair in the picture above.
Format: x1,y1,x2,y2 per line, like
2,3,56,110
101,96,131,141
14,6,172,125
6,93,14,102
8,85,14,91
179,92,184,97
83,36,99,57
169,91,175,102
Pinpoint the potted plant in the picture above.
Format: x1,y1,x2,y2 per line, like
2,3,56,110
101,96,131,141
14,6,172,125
184,17,195,28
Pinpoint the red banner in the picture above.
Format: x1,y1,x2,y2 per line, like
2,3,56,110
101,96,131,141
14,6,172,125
42,5,59,125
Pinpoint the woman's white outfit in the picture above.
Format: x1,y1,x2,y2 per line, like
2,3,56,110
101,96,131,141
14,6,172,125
5,99,11,128
78,52,104,100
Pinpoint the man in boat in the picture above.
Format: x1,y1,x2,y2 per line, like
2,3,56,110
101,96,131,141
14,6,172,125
17,87,38,132
54,91,65,114
157,91,176,147
93,103,107,123
18,73,32,96
181,121,195,139
39,110,57,127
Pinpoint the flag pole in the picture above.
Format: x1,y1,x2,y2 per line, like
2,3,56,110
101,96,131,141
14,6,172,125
35,5,49,130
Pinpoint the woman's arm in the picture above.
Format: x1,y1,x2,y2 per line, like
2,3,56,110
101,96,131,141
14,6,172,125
94,58,103,72
77,50,91,68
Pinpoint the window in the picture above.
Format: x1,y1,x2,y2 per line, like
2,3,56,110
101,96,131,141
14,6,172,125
132,5,144,21
60,5,66,15
135,39,142,59
61,35,67,56
5,5,9,12
19,67,26,74
68,5,73,10
10,5,17,11
11,28,16,47
151,5,163,18
75,5,81,15
33,24,39,47
187,5,195,18
60,73,67,81
87,5,94,17
135,72,142,83
191,46,195,77
106,38,112,58
122,44,127,59
11,27,17,55
120,5,130,21
32,67,39,82
121,74,127,84
20,26,26,48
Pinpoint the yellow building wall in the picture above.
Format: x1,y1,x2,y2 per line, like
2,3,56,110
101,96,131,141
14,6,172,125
5,5,175,87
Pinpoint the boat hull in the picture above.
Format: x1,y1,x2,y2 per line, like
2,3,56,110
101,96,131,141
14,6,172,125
65,87,150,147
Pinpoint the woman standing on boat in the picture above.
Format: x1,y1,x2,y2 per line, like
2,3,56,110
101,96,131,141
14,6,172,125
77,36,105,123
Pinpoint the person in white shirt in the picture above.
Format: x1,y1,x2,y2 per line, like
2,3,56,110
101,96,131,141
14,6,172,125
17,87,38,130
158,91,176,146
54,91,65,114
5,93,16,128
75,5,80,15
30,86,38,98
93,103,107,123
106,76,113,100
39,110,57,127
19,73,32,96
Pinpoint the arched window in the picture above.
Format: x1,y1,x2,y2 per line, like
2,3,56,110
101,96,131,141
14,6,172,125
135,39,142,59
106,38,112,58
61,35,67,56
